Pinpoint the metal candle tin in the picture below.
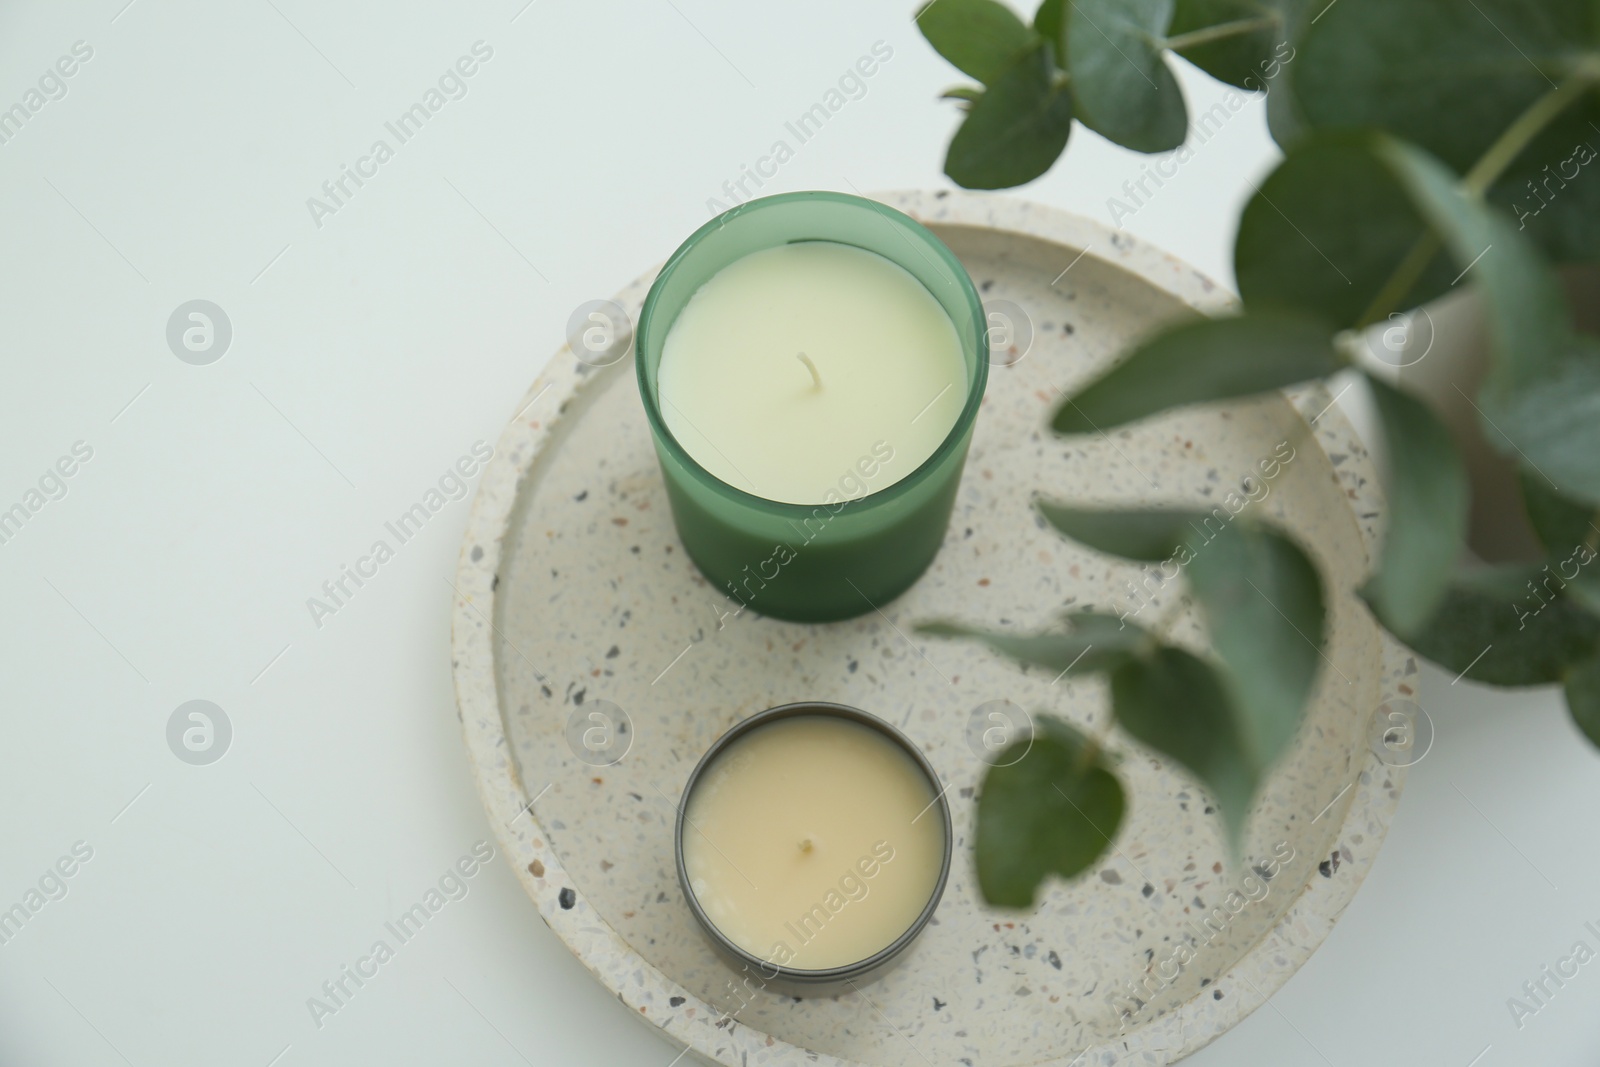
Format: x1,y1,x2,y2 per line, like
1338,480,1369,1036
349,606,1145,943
673,701,953,997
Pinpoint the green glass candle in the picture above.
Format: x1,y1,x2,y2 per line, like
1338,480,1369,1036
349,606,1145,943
636,191,988,622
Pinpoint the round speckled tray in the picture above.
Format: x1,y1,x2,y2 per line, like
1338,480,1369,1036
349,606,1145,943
450,191,1414,1066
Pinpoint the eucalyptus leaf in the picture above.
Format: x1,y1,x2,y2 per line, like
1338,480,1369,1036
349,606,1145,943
1051,308,1341,435
1031,503,1324,764
1520,473,1600,555
945,42,1074,189
1295,0,1594,173
1035,503,1208,562
918,611,1148,675
1475,347,1600,507
917,0,1039,85
1263,53,1306,147
1258,0,1314,147
1389,564,1600,685
1562,650,1600,748
1110,645,1259,844
1515,478,1600,614
975,716,1125,906
1184,521,1324,768
1034,0,1066,54
1359,375,1469,638
1066,0,1189,153
1234,132,1457,327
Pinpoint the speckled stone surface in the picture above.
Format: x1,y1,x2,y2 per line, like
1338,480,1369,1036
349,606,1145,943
449,191,1414,1066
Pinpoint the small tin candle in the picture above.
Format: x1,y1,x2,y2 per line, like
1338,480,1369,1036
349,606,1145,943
675,702,953,996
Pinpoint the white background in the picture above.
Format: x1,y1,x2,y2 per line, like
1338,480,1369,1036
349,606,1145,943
1,1,1597,1065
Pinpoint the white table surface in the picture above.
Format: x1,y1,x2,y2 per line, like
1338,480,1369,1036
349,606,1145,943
2,2,1597,1064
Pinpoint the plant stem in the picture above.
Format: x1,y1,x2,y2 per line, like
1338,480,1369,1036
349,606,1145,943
1463,75,1595,197
1355,74,1596,329
1354,232,1441,329
1162,15,1275,52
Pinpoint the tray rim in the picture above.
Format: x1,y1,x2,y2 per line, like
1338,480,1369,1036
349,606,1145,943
448,189,1410,1066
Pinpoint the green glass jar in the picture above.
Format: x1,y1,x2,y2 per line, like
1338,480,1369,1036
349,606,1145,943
635,191,988,622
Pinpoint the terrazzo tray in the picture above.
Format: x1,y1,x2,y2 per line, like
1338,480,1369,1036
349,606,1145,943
449,191,1414,1066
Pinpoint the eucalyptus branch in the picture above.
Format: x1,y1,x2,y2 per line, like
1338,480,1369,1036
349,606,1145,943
918,0,1600,907
1161,15,1276,53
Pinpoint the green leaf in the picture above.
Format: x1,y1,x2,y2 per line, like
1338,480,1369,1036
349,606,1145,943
1030,507,1325,768
1166,0,1282,89
1234,132,1458,328
1066,0,1189,152
975,716,1125,906
1476,345,1600,507
945,42,1074,189
941,85,984,106
917,611,1149,675
1253,0,1315,147
1294,0,1595,174
1051,308,1341,434
1359,376,1469,638
1036,503,1209,562
1520,473,1600,556
918,0,1039,85
1263,59,1307,147
1110,645,1260,843
1562,650,1600,748
1185,522,1324,769
1034,0,1066,53
1518,477,1600,612
1391,564,1600,685
1376,136,1600,506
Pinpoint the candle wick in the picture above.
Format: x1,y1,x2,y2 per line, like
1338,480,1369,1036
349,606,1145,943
799,838,814,853
796,351,822,390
